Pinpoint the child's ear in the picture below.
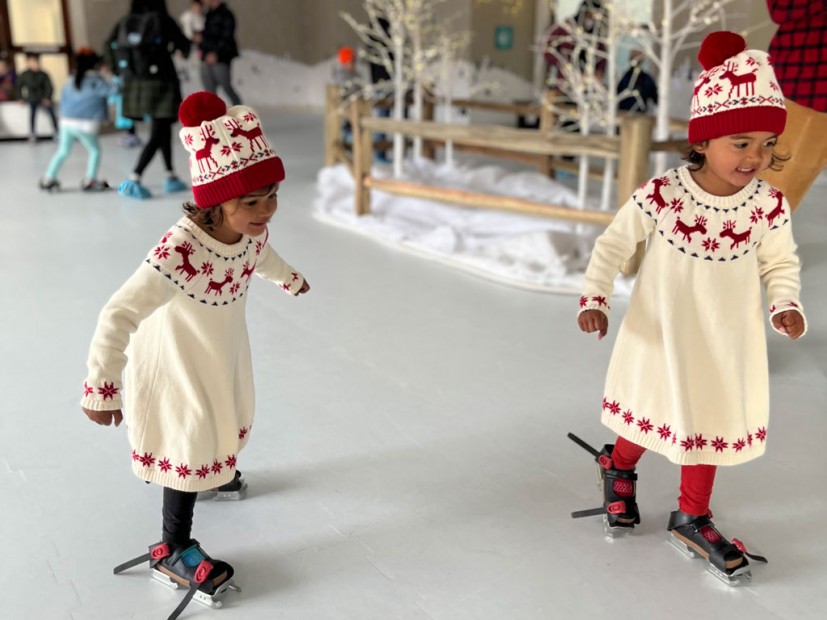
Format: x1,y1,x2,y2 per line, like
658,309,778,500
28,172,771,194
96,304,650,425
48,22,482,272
691,141,709,155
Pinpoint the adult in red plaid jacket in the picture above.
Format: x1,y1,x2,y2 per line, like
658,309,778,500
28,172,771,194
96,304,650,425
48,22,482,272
760,0,827,209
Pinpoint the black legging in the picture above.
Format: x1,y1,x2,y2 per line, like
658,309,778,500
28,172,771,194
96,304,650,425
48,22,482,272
134,117,175,177
162,487,197,546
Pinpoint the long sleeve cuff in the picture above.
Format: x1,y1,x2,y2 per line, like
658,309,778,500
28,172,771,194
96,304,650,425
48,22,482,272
81,379,123,410
578,294,611,318
768,300,807,337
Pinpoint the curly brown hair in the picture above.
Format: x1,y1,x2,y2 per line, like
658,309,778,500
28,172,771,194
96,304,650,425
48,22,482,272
683,142,789,172
182,183,279,232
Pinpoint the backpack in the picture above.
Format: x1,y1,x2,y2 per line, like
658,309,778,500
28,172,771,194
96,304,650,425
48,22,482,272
112,12,165,78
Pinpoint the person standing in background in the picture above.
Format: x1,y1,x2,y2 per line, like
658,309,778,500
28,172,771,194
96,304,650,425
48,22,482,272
759,0,827,209
195,0,242,105
0,57,17,101
179,0,205,40
16,53,59,142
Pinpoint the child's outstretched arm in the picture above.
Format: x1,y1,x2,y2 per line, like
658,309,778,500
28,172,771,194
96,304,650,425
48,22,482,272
756,195,807,340
81,264,176,425
254,239,308,296
578,190,655,338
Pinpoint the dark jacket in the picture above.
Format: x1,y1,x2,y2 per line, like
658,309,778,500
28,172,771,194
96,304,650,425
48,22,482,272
104,11,190,119
617,65,658,113
200,3,239,64
17,69,54,102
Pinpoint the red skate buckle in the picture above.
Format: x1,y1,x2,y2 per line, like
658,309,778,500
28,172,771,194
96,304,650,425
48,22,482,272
150,543,171,560
598,455,613,470
606,501,626,515
732,538,746,553
194,560,213,584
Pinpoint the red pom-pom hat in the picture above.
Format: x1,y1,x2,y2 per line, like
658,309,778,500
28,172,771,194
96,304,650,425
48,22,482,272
688,31,786,143
178,91,285,208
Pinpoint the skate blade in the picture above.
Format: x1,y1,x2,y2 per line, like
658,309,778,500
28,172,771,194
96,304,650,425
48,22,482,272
668,535,752,587
604,515,634,538
151,571,242,609
197,480,248,501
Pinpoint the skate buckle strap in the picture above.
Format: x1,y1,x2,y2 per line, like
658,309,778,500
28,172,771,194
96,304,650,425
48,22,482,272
732,538,768,564
598,454,613,470
113,542,171,575
194,560,214,583
567,432,601,458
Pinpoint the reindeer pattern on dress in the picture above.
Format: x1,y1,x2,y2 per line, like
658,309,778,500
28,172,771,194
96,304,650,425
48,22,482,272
637,170,789,262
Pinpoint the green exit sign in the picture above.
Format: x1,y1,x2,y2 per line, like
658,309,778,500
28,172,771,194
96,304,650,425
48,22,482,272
495,26,513,50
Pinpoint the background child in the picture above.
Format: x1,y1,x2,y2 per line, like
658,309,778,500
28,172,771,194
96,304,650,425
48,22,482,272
81,91,309,617
575,31,806,584
16,52,59,142
616,50,658,114
0,57,16,101
332,45,357,143
39,49,116,192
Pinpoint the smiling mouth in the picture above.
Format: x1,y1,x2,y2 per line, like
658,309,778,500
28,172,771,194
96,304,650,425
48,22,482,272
736,168,755,173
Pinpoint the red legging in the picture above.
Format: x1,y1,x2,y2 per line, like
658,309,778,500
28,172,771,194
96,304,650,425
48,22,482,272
612,436,716,516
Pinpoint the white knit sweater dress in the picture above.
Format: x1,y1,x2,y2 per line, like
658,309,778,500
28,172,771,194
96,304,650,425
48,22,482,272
580,166,806,466
81,217,304,491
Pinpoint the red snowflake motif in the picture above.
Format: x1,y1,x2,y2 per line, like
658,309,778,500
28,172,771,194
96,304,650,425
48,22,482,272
788,301,799,308
750,207,764,223
98,382,120,400
185,134,194,146
158,458,172,472
229,282,241,295
705,84,723,97
220,141,243,157
281,283,291,291
637,417,653,433
733,438,746,452
176,463,192,478
196,465,211,479
756,427,767,442
622,410,635,425
225,455,237,469
747,433,754,447
680,436,694,451
211,459,223,475
200,261,214,276
243,112,257,122
579,296,588,308
592,296,608,307
602,397,609,411
769,304,776,313
138,452,155,468
702,237,720,253
132,449,140,461
608,400,621,416
712,436,728,452
745,56,758,67
669,198,683,213
255,241,263,255
292,272,299,282
161,232,173,244
153,245,170,260
657,424,672,441
694,434,708,450
769,82,778,91
672,434,677,445
239,426,249,440
83,381,94,397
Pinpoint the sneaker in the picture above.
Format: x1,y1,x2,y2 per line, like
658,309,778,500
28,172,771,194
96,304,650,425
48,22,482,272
81,179,112,192
38,178,60,192
119,133,142,148
163,176,188,193
117,179,152,200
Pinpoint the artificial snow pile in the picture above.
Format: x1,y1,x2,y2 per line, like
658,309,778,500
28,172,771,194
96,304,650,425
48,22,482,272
314,159,635,295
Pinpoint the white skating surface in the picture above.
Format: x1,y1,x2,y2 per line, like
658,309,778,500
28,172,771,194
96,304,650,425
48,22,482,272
1,110,825,620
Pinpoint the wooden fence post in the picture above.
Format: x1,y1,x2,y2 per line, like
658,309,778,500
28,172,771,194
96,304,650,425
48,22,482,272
539,89,557,177
421,98,436,160
617,113,655,275
350,97,374,216
324,84,342,167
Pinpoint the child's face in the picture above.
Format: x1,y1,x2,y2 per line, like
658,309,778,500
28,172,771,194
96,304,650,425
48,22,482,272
0,60,9,74
217,184,279,241
26,57,40,71
691,131,778,196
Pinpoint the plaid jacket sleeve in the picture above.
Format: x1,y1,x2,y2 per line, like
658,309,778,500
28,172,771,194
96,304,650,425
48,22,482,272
766,0,827,112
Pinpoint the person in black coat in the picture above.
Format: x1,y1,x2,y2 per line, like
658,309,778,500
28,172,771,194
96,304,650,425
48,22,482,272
195,0,242,105
106,0,191,199
617,51,658,114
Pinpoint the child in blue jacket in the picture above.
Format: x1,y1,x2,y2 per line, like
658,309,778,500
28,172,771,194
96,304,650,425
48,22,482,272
40,49,118,192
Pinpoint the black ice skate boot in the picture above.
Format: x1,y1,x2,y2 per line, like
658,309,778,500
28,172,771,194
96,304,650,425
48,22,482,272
196,470,248,501
667,510,767,586
114,540,241,619
568,433,640,537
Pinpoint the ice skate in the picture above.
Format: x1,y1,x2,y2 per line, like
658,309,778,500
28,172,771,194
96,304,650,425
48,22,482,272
197,470,247,501
113,540,241,619
38,178,60,192
568,433,640,537
667,510,767,586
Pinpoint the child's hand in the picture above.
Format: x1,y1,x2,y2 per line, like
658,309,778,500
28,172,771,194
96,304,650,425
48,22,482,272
772,310,805,340
578,309,608,340
296,279,310,295
83,407,123,427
